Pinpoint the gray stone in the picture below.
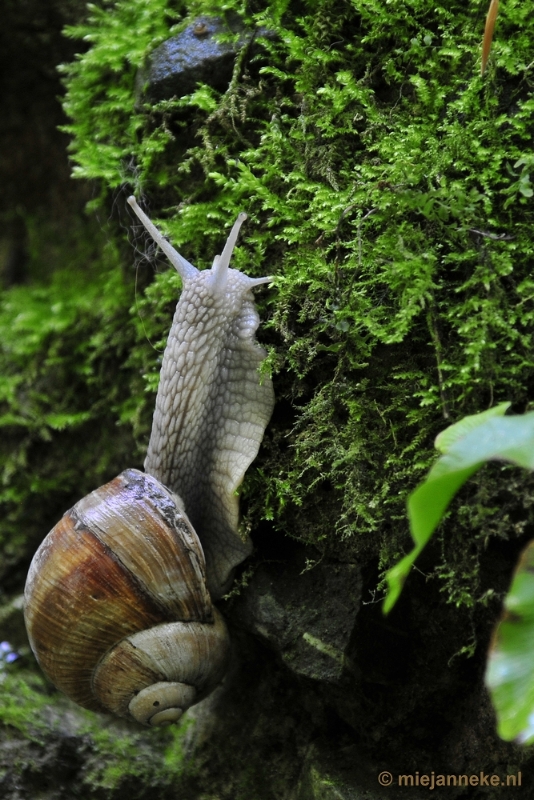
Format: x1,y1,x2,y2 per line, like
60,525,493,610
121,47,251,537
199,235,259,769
235,551,362,684
137,15,275,103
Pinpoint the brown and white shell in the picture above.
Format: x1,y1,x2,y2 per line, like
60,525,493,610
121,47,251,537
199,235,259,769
24,469,230,726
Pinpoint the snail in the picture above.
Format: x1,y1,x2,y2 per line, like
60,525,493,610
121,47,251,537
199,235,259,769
24,198,274,726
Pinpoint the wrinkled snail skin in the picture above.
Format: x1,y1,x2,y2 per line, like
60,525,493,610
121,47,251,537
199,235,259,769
23,204,274,726
134,201,275,600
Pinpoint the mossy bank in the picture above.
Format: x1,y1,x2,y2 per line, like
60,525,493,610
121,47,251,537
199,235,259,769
2,0,534,797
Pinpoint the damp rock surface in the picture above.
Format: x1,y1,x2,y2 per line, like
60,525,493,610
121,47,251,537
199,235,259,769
234,550,362,684
137,15,275,102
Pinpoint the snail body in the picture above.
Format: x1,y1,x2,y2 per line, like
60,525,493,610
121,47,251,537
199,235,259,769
24,202,274,725
141,205,275,600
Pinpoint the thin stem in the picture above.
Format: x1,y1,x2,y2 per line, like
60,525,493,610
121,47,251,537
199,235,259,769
427,307,450,420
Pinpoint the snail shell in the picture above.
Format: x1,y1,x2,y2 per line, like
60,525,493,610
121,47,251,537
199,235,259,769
24,469,230,726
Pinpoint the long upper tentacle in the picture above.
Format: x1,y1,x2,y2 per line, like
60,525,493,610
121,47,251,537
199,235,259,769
127,196,198,282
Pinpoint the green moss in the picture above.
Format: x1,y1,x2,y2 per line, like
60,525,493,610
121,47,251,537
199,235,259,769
0,214,187,575
0,665,190,795
60,0,188,195
8,0,534,613
0,672,51,741
81,717,189,792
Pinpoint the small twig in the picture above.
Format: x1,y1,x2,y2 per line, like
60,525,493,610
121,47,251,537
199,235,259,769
356,208,378,268
326,38,344,52
315,204,376,250
362,589,385,606
427,308,450,420
468,228,515,241
481,0,499,76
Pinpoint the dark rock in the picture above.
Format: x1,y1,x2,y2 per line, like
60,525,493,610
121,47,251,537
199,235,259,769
234,550,362,685
0,0,90,226
137,15,275,103
291,740,389,800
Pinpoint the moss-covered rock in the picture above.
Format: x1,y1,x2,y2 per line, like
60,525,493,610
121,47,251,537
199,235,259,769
58,0,534,598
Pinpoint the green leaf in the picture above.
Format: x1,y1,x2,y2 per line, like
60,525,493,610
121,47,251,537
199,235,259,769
384,408,534,613
434,401,510,453
383,463,481,613
486,540,534,743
